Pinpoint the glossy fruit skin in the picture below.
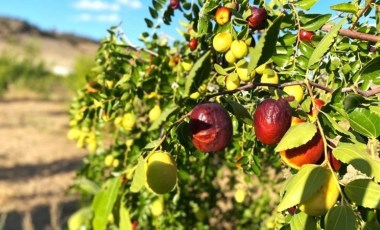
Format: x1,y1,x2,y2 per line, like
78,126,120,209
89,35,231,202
247,7,267,30
213,32,233,53
225,50,236,64
299,168,340,216
280,132,324,169
146,151,177,194
188,38,198,51
170,0,180,10
189,102,233,152
283,85,304,103
230,40,248,59
225,74,240,90
299,29,314,42
253,99,292,145
215,6,231,25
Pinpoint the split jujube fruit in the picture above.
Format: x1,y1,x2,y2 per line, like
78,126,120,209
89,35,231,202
189,102,232,152
253,99,292,145
280,131,324,169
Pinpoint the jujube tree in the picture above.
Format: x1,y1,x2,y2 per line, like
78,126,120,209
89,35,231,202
67,0,380,229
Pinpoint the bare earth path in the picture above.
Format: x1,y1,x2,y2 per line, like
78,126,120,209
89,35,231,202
0,95,86,230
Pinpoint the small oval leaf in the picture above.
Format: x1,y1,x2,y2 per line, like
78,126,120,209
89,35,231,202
348,108,380,138
344,179,380,209
130,157,147,193
277,165,327,212
290,212,317,230
324,205,356,230
275,122,317,152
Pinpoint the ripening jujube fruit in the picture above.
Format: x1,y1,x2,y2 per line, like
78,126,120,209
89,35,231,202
189,102,233,152
247,6,267,30
299,168,340,216
253,99,292,145
215,6,231,25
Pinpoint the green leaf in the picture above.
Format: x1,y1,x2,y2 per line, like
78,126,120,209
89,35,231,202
344,94,366,113
330,3,358,13
144,18,154,28
197,15,209,36
119,201,132,230
290,212,317,230
302,14,332,31
68,207,92,230
295,0,318,10
214,64,228,75
277,165,327,212
324,206,356,230
175,122,192,150
184,51,211,96
130,157,146,193
345,179,380,209
320,111,352,137
92,177,121,230
223,98,253,125
308,18,346,68
75,177,100,194
148,104,178,131
149,7,158,19
332,142,380,181
248,16,283,73
357,56,380,90
348,108,380,138
275,122,317,152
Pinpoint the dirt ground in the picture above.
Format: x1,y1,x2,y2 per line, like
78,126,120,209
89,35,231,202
0,89,86,230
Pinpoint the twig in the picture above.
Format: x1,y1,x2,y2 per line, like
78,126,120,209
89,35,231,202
205,80,380,100
350,0,375,30
321,25,380,43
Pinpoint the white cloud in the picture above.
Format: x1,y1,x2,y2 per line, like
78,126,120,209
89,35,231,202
76,13,121,23
74,0,120,11
117,0,142,9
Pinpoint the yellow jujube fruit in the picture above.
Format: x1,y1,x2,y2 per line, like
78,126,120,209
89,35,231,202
122,113,136,131
104,154,114,167
234,188,246,203
213,32,233,53
225,74,240,90
150,197,164,216
283,85,304,103
149,105,161,122
146,151,177,194
299,169,340,216
260,69,279,89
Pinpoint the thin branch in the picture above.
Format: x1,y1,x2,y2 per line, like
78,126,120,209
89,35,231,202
321,25,380,43
205,80,380,100
350,0,375,30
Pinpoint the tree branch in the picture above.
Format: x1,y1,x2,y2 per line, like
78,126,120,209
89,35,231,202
350,0,375,30
205,81,380,100
321,25,380,43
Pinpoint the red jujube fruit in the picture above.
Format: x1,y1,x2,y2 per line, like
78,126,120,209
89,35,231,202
189,102,232,152
253,99,292,145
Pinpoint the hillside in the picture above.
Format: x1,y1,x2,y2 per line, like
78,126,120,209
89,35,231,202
0,16,100,75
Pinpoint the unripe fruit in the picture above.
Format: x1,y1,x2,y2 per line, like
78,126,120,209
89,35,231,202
170,0,180,10
189,102,233,152
234,188,246,203
260,69,279,89
150,198,164,216
283,85,304,103
213,32,233,53
225,74,240,90
280,132,324,169
308,99,325,121
236,62,255,82
188,38,198,51
189,92,200,99
299,168,340,216
247,7,267,30
225,50,236,64
253,99,292,145
299,29,315,42
149,105,161,122
146,151,177,194
104,154,114,167
112,159,120,167
122,113,136,131
255,63,270,75
181,61,193,71
215,6,231,25
230,40,248,59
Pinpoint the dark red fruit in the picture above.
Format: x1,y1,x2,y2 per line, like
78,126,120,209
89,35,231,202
189,102,232,152
299,29,314,42
188,38,198,51
253,99,292,145
247,7,267,30
170,0,180,10
328,151,342,171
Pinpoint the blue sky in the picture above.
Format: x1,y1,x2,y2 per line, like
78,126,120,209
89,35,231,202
0,0,340,46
